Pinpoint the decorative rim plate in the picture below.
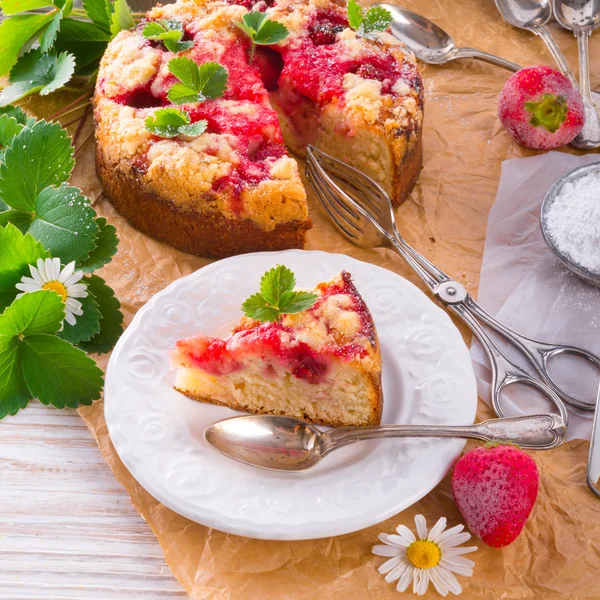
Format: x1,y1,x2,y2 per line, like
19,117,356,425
105,250,477,540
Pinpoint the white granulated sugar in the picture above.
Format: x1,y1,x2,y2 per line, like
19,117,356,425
546,171,600,274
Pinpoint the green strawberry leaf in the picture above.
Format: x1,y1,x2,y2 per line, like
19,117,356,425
76,217,119,272
21,333,104,408
57,289,101,345
0,289,64,338
25,184,99,264
347,0,363,30
167,58,228,104
143,19,193,53
145,107,206,138
0,224,49,312
0,114,24,161
0,12,56,76
110,0,134,37
0,49,76,107
278,290,318,314
0,120,74,212
259,264,295,305
0,209,33,231
0,0,54,13
241,292,280,323
78,274,123,354
0,334,31,417
57,17,112,41
253,18,289,45
360,5,392,35
0,105,35,127
167,83,201,105
83,0,112,31
39,9,64,52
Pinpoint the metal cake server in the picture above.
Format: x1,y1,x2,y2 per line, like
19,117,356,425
553,0,600,148
376,3,600,104
305,145,600,420
205,414,567,472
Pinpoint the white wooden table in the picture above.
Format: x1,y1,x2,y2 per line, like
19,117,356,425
0,403,187,599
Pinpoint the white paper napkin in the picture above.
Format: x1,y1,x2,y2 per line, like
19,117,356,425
471,152,600,441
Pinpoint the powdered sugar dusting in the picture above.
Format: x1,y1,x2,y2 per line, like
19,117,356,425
546,171,600,273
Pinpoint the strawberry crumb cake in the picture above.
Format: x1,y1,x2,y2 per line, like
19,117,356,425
170,268,383,427
94,0,423,258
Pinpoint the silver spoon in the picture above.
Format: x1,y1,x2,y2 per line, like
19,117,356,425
376,3,600,104
553,0,600,148
205,414,567,472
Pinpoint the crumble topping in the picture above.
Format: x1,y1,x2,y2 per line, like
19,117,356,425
343,73,383,123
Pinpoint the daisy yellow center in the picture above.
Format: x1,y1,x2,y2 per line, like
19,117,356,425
42,281,68,302
406,540,441,569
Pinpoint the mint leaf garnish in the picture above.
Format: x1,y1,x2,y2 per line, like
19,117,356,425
145,107,206,138
22,333,104,407
25,184,100,264
0,120,74,212
242,265,317,322
0,334,31,416
58,289,101,345
167,57,228,105
110,0,134,37
235,11,289,61
0,224,49,312
77,217,119,272
83,0,112,31
143,19,193,53
347,0,391,38
0,49,76,107
78,274,123,354
0,12,56,76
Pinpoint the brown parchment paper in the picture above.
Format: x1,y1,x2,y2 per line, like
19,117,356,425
22,0,600,597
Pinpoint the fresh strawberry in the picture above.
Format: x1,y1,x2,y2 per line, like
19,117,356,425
451,444,539,548
498,65,584,149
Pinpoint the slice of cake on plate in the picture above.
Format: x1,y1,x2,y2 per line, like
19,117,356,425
170,267,382,427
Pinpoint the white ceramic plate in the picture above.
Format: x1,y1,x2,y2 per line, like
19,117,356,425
105,250,477,540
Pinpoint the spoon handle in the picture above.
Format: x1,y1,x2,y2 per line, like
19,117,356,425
321,414,566,454
535,26,579,88
454,47,522,72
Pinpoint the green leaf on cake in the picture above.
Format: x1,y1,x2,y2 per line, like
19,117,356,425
235,11,288,61
110,0,134,37
0,120,74,212
78,274,123,354
242,265,318,322
145,107,207,138
76,217,119,272
142,19,193,53
57,289,101,345
0,224,49,312
21,333,104,407
0,49,76,107
167,57,228,105
0,12,56,76
347,0,391,38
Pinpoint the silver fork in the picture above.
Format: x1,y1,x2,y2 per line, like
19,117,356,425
305,145,600,421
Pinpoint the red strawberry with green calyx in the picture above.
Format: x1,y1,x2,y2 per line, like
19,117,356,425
498,65,584,149
451,443,539,548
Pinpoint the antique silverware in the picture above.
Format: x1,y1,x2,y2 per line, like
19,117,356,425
376,3,600,104
587,384,600,497
553,0,600,148
306,146,600,418
205,414,567,472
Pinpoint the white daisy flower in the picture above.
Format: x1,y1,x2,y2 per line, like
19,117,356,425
372,514,477,597
16,258,88,329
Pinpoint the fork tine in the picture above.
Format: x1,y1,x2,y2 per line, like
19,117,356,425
306,162,364,239
307,146,390,219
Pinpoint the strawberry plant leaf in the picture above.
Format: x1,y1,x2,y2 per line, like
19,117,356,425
78,274,123,354
57,290,101,345
22,333,104,408
0,105,35,127
0,12,55,76
0,224,49,312
57,17,112,41
143,19,193,53
278,290,318,314
0,49,76,107
347,0,363,30
241,292,280,323
361,5,392,35
145,107,206,138
0,0,54,13
253,18,288,45
110,0,134,37
0,334,31,417
259,264,295,305
0,210,33,231
83,0,112,31
77,217,119,272
0,120,74,212
167,58,228,104
39,9,64,52
0,114,24,162
0,289,64,338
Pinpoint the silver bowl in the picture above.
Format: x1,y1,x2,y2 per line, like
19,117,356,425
541,162,600,287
